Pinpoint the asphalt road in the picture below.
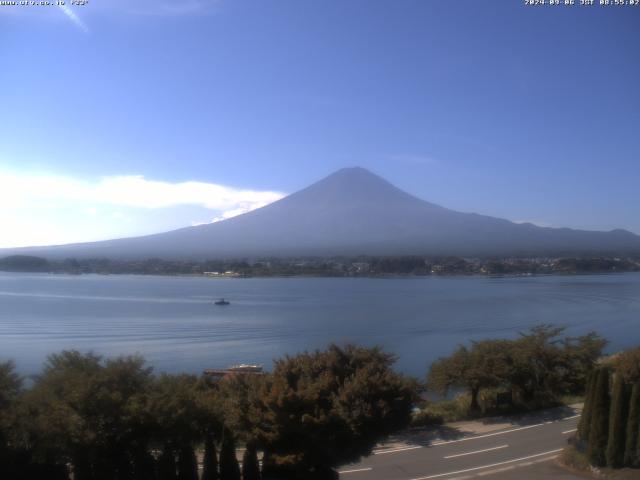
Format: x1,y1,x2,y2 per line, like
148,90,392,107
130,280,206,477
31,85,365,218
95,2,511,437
478,458,589,480
339,413,582,480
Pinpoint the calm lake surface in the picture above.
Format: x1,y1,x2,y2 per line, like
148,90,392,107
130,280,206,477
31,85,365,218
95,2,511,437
1,272,639,377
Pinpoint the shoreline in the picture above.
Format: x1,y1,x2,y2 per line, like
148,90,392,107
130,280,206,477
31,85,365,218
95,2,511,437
1,270,638,279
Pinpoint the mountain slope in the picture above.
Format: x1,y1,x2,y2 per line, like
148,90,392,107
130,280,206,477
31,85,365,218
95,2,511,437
3,167,640,259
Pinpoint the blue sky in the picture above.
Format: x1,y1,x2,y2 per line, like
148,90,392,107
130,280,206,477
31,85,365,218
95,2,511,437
1,0,638,247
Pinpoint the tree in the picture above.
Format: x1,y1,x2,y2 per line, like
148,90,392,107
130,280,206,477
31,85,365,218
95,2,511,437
215,372,266,478
219,431,241,480
428,326,606,414
427,346,470,398
615,347,640,384
147,373,209,474
577,369,597,442
20,351,107,478
242,443,261,480
0,360,21,410
257,344,417,478
0,361,25,480
561,332,607,394
132,448,157,480
201,434,219,480
588,367,610,467
177,445,198,480
624,383,640,468
428,341,511,414
158,447,177,480
92,355,155,479
218,373,266,449
19,351,155,480
509,325,567,402
606,374,629,467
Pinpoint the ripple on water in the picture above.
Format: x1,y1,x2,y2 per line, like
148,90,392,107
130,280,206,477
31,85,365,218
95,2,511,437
0,272,639,376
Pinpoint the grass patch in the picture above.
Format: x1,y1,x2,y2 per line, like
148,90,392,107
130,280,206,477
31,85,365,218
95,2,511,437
559,394,585,406
559,445,640,479
412,390,585,428
411,395,471,426
560,445,591,471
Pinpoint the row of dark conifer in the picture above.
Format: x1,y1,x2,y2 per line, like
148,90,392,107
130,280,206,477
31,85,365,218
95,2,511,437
156,432,259,480
577,367,640,468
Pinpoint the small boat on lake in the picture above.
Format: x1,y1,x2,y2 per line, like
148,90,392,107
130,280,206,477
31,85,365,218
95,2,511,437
214,298,230,305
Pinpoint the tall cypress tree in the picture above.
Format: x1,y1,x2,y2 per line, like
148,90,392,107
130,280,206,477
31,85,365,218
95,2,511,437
260,450,278,480
158,447,178,480
132,448,157,480
219,432,241,480
242,443,261,480
45,461,72,480
73,453,93,480
588,367,610,467
578,369,597,442
202,434,219,480
606,374,629,468
625,383,640,467
177,444,198,480
637,422,640,470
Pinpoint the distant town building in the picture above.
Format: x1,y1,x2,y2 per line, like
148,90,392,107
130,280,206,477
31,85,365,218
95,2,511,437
351,262,370,273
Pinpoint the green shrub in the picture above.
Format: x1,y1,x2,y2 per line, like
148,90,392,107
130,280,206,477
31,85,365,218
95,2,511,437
411,408,444,426
411,395,471,426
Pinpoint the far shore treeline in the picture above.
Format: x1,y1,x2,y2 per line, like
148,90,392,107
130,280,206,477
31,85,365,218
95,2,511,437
1,325,638,479
1,254,640,277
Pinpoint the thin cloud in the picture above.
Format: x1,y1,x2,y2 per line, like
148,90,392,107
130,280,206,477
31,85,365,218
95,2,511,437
0,170,285,247
211,202,273,223
58,4,89,33
0,170,284,213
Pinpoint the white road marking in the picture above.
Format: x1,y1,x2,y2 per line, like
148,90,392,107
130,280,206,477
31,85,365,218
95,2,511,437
371,413,580,456
476,455,559,477
444,444,508,459
338,467,373,474
431,423,547,446
374,445,423,455
476,465,515,476
429,414,581,447
409,448,564,480
562,428,577,434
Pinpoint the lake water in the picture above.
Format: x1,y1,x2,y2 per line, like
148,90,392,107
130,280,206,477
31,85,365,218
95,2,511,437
1,272,639,377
